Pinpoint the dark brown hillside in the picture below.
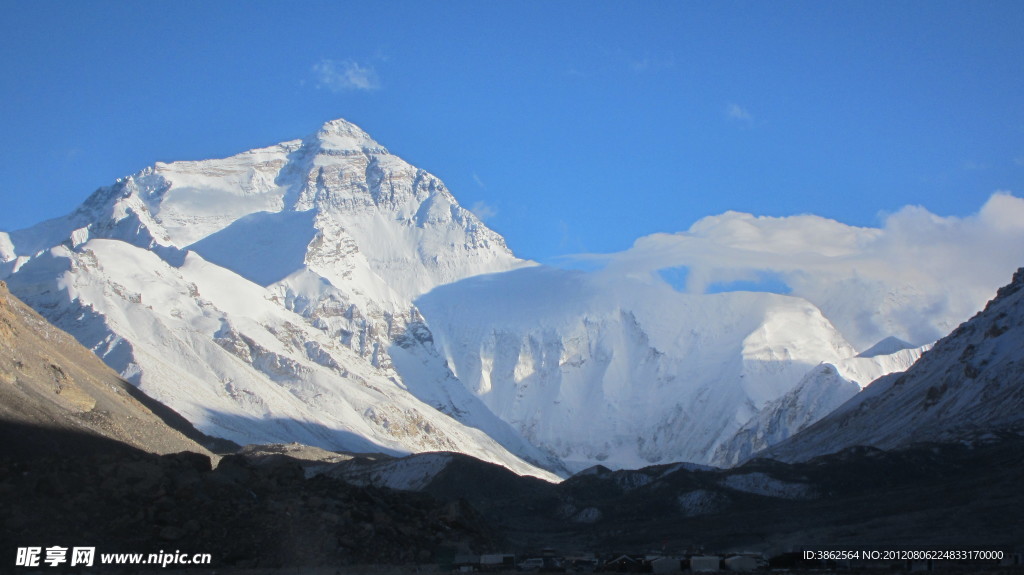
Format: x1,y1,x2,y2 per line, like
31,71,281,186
0,280,219,459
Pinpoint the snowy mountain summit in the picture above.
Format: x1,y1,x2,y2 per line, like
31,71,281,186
0,118,557,480
0,118,934,476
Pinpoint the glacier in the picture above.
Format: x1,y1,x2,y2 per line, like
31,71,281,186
415,264,930,473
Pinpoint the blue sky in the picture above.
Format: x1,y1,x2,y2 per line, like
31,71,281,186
2,0,1023,265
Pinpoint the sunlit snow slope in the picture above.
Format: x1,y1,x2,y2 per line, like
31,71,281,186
711,342,928,467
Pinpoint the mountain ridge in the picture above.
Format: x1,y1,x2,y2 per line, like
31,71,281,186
0,117,990,476
760,267,1024,463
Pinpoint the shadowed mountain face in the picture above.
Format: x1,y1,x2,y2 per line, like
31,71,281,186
0,280,223,460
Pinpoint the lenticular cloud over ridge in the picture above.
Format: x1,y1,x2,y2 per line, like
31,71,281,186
595,192,1024,350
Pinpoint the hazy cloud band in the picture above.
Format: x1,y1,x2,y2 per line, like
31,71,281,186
588,192,1024,349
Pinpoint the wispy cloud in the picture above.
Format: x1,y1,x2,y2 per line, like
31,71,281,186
472,173,486,189
628,53,675,73
583,192,1024,350
470,200,497,222
605,48,675,74
558,220,586,254
726,103,753,122
312,59,380,92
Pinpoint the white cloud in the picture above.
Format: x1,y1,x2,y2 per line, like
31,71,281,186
312,59,380,92
470,200,497,222
558,219,587,253
726,103,753,122
629,57,655,72
472,172,486,189
610,49,675,73
587,192,1024,350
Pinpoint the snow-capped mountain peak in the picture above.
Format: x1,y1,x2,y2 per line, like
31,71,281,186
1,118,557,481
314,117,387,154
856,335,916,358
2,116,994,480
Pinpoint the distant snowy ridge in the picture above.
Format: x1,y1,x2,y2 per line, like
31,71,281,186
856,336,916,358
712,342,929,467
760,268,1024,463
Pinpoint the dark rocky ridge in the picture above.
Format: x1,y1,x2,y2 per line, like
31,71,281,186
348,434,1022,557
1,443,497,571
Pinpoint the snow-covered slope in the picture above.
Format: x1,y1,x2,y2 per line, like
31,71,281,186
0,118,559,481
320,452,458,491
711,342,929,467
760,268,1024,463
417,266,872,472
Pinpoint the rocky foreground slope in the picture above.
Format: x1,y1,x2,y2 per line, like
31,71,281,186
0,280,217,459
